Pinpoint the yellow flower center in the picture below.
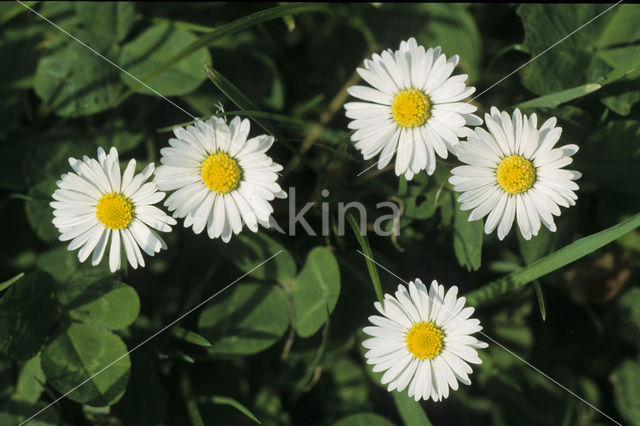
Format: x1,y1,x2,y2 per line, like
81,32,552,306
95,193,134,230
200,152,242,194
496,155,536,194
405,321,444,360
391,89,431,128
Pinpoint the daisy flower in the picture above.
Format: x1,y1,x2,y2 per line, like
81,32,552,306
154,116,286,242
363,279,487,402
344,37,482,180
51,147,176,273
449,107,581,240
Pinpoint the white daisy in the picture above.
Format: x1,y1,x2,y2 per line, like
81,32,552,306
51,147,176,273
363,279,487,402
344,37,482,180
154,116,287,242
449,107,581,240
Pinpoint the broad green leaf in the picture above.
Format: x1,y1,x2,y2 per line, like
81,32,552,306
417,4,481,81
13,354,45,403
75,2,136,45
453,206,483,271
218,232,296,283
392,391,432,426
347,212,383,305
0,272,57,361
610,358,640,426
25,179,58,243
119,24,211,96
334,413,395,426
206,396,261,424
56,278,140,330
295,311,330,395
198,283,289,356
170,326,212,347
617,288,640,349
292,247,340,337
34,34,123,117
41,323,131,406
466,211,640,305
36,244,113,286
323,357,370,415
0,400,59,426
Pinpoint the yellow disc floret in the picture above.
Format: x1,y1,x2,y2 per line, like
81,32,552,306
496,155,536,194
200,151,242,194
405,321,444,360
96,193,134,230
391,89,431,128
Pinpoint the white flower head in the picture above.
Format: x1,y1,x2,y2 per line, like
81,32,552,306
154,116,287,242
363,279,487,402
345,37,482,180
449,107,581,240
51,147,176,273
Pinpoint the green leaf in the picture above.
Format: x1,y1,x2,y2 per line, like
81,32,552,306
0,272,24,292
0,272,58,361
610,358,640,426
417,4,481,81
218,232,296,284
206,395,261,424
617,287,640,349
119,23,211,96
517,83,602,109
170,326,212,348
292,247,340,337
453,206,483,271
347,212,383,305
198,283,289,356
75,2,137,45
334,413,395,426
295,310,330,395
392,391,433,426
532,281,547,322
466,211,640,306
14,354,45,403
56,278,140,330
518,4,640,115
25,179,58,243
41,323,131,406
34,35,123,117
36,244,113,285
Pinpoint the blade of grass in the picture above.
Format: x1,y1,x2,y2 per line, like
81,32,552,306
0,272,24,292
532,280,547,321
347,213,384,305
294,308,330,397
466,211,640,306
205,396,261,424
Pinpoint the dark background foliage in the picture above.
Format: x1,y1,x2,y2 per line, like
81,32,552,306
0,2,639,425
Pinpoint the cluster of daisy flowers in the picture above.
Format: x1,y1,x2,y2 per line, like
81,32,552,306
48,35,582,405
51,117,286,272
346,37,581,400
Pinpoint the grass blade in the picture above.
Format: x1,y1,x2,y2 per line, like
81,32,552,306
0,272,24,292
207,396,261,424
347,212,384,305
466,212,640,306
532,280,547,321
